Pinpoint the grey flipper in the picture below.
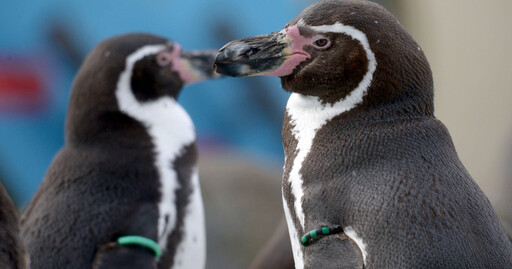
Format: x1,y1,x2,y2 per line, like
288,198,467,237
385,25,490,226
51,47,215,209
304,233,363,269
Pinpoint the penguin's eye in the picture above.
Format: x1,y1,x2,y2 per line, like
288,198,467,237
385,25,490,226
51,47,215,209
312,37,331,50
156,51,173,66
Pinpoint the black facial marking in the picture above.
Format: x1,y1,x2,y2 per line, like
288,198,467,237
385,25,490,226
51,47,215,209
281,33,368,105
130,53,184,102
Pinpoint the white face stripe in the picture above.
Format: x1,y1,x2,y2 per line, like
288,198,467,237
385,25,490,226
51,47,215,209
283,22,377,264
115,45,198,252
344,226,367,265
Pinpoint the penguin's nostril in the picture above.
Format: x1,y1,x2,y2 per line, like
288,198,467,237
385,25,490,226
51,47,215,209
244,47,261,57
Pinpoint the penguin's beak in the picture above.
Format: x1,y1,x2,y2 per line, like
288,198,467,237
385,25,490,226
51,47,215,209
214,31,291,77
214,27,311,78
175,49,222,85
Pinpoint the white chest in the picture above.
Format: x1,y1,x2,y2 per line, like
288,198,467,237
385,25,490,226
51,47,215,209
117,94,197,250
145,99,196,249
283,93,370,269
171,169,205,269
285,93,360,228
285,94,350,269
120,97,205,267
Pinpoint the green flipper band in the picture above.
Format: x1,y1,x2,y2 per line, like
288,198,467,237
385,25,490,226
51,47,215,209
301,226,343,247
117,235,162,258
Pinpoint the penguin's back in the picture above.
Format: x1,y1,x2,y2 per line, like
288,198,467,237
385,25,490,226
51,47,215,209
21,143,160,268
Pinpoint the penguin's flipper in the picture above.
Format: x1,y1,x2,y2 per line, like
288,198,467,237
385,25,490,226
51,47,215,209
249,218,294,269
92,241,157,269
304,233,364,269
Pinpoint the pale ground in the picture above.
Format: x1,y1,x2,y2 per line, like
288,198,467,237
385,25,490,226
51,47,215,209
200,149,284,269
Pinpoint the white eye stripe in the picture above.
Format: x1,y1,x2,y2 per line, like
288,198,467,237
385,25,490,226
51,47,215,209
125,45,167,68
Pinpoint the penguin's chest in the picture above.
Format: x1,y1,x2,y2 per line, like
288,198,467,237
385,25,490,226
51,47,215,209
282,93,370,269
150,122,206,268
142,104,196,245
121,98,205,268
158,166,205,269
283,94,347,228
283,123,370,267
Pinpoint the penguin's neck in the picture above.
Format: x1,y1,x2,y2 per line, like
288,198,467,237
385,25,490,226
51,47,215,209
285,93,359,131
115,92,197,157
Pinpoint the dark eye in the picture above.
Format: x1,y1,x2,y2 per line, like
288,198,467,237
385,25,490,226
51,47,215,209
156,52,172,66
312,37,331,50
315,39,328,47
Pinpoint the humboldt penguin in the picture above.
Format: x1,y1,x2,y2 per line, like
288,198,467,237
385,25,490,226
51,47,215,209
21,33,218,269
215,0,512,268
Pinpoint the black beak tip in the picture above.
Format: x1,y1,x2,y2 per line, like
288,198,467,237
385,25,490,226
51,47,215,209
214,50,229,65
214,51,243,77
214,61,245,77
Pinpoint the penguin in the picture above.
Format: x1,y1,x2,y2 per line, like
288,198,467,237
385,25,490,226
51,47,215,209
214,0,512,268
20,33,218,269
0,180,28,269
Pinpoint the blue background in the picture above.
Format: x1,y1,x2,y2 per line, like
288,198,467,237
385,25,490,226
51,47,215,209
0,0,317,206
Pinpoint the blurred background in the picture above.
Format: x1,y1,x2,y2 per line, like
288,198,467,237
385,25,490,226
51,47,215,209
0,0,510,268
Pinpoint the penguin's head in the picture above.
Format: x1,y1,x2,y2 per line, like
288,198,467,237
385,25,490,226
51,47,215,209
67,33,218,144
74,33,218,101
215,0,433,112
